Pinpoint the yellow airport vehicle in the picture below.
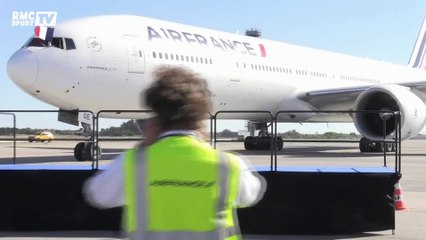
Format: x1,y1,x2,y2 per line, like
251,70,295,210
28,131,54,143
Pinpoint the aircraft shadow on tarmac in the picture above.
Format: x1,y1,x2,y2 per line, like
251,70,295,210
228,146,374,158
2,145,425,165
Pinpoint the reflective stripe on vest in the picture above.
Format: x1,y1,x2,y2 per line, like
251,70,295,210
123,135,241,240
123,148,137,232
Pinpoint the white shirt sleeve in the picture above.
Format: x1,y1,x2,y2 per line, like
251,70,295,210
83,154,125,209
83,150,266,209
235,156,267,208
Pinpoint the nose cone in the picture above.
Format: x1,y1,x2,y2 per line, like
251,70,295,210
7,50,39,88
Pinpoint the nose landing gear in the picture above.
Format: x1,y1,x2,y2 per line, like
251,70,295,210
73,122,102,161
74,141,102,161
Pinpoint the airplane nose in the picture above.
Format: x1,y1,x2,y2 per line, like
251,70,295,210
7,50,39,88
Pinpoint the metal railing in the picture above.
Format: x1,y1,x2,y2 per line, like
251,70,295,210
95,110,153,169
0,109,402,173
0,112,16,164
0,110,95,166
274,110,401,173
212,110,275,171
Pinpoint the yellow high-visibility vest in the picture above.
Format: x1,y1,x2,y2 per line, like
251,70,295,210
123,135,241,240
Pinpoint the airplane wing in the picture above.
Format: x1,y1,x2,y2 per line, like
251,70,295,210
399,81,426,93
298,86,369,111
299,81,426,111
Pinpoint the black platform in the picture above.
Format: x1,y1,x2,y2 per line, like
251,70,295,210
0,165,399,234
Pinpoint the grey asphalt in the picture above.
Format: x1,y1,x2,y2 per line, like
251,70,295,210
0,139,425,239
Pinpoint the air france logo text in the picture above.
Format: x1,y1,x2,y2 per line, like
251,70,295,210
11,11,58,27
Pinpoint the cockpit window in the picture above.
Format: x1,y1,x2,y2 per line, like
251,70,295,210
65,38,76,50
51,37,64,49
22,37,76,50
23,37,48,48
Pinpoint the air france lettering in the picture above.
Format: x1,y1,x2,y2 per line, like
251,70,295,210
147,26,266,57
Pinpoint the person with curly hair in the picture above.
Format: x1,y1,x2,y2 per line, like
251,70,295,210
84,66,266,240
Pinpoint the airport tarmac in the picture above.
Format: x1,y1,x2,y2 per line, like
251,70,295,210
0,139,425,239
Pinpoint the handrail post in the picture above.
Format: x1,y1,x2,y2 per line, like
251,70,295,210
94,112,99,170
274,116,278,171
13,114,16,164
0,113,17,164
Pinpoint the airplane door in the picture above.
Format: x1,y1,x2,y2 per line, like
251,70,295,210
123,35,145,74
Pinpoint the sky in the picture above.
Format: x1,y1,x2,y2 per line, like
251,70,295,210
1,0,426,132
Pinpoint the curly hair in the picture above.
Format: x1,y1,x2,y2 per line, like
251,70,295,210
144,66,212,130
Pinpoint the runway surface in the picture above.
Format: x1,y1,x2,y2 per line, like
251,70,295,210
0,139,425,239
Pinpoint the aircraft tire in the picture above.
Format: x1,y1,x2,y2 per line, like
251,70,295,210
84,142,102,161
244,137,253,150
381,142,394,152
391,143,396,152
359,137,370,152
374,142,384,152
74,142,86,161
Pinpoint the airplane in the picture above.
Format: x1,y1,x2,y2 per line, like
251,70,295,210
7,15,426,161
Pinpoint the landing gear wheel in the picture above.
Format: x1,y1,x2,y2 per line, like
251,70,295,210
381,142,396,152
84,142,102,161
359,137,370,152
382,143,392,152
74,142,86,161
391,143,396,152
244,136,284,150
74,142,102,161
359,137,376,152
244,136,253,150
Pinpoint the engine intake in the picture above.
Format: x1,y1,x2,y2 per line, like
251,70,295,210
353,84,426,140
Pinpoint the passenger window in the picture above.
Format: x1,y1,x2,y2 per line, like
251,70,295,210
65,38,76,50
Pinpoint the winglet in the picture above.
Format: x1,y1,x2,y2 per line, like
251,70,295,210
409,17,426,68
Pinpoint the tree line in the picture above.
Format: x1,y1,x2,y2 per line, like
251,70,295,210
0,120,359,139
0,120,140,137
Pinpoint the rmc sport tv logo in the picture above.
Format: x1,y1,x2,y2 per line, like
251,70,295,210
11,11,58,27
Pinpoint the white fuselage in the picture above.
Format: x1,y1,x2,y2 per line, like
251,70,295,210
7,15,426,122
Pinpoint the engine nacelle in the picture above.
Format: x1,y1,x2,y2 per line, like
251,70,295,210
353,84,426,140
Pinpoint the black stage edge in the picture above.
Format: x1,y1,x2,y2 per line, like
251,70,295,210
0,170,399,234
238,171,399,234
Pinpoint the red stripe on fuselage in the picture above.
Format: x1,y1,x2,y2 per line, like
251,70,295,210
259,44,266,57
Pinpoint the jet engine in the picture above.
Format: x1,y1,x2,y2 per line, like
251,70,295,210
353,84,426,141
